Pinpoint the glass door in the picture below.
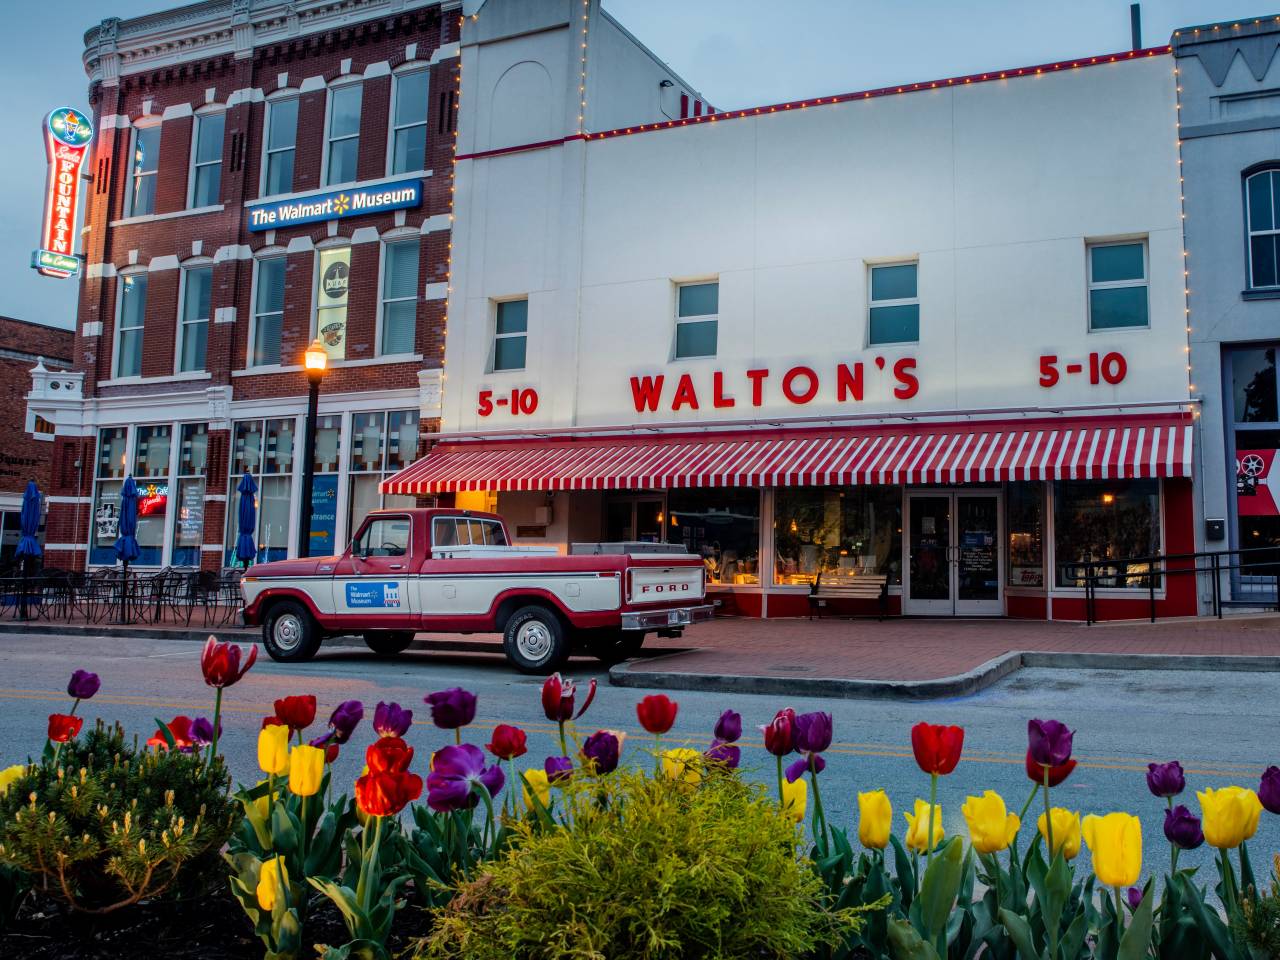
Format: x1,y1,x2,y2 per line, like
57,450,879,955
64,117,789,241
956,494,1002,615
603,495,667,543
905,491,1003,615
906,494,953,614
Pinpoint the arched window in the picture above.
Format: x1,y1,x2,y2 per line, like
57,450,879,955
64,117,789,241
1246,167,1280,289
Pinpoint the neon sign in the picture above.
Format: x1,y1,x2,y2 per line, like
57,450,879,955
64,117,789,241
33,107,93,279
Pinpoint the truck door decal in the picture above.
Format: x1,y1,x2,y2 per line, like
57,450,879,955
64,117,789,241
346,581,402,608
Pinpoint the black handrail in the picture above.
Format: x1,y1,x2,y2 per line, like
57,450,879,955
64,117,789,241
1059,544,1280,625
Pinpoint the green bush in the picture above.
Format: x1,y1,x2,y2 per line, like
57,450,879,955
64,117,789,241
0,721,237,914
416,768,870,960
1238,854,1280,959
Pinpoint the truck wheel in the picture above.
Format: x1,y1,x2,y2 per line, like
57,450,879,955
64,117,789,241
588,629,645,666
363,631,415,656
503,605,568,673
262,600,322,663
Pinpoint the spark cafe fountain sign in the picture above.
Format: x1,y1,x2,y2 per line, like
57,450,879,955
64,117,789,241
32,107,93,279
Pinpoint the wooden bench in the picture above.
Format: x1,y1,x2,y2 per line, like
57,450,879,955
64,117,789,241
808,573,889,620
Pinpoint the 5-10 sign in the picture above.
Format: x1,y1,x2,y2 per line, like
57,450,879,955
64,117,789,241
478,387,539,417
1038,351,1127,388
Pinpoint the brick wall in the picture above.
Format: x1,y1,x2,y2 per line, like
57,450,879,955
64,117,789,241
0,318,73,498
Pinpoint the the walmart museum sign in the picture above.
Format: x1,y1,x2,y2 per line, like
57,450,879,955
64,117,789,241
246,176,423,232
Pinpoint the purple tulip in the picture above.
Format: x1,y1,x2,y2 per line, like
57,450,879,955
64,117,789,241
714,710,742,743
1146,760,1185,799
67,670,100,700
424,687,477,730
1027,718,1074,768
425,744,505,812
581,731,621,774
327,700,364,744
192,716,219,745
785,753,826,782
545,755,573,783
705,739,741,769
794,712,833,754
373,701,413,738
1126,887,1144,911
1164,804,1205,851
1260,766,1280,816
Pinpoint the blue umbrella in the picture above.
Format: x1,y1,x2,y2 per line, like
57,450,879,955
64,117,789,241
15,480,41,620
236,471,258,567
114,475,140,564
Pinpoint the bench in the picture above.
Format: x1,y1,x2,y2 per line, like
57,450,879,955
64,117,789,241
808,573,889,620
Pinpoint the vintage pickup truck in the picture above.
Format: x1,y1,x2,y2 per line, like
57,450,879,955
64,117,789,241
239,507,713,672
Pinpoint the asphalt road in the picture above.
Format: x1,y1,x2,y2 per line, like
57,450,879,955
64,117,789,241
2,631,1277,887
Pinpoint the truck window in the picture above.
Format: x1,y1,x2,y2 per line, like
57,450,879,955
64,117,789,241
433,517,461,548
358,517,411,557
480,520,507,545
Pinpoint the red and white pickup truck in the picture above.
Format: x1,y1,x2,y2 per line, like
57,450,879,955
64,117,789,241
240,508,713,672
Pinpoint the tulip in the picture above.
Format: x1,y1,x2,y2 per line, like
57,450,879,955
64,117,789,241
781,776,807,824
904,798,944,854
1164,804,1205,851
962,790,1020,855
325,700,364,745
541,674,596,754
0,764,26,797
1024,749,1076,787
273,695,317,737
1027,718,1074,768
486,723,528,761
705,740,741,769
794,712,833,754
256,856,288,912
1126,886,1144,912
521,768,551,810
1146,760,1186,799
1084,812,1142,890
257,723,290,776
785,754,826,782
1038,807,1083,860
355,768,423,817
545,755,573,783
857,789,892,850
425,687,477,740
47,713,83,743
192,717,219,747
910,722,964,776
372,701,412,738
636,694,678,734
366,735,414,774
662,747,702,786
200,636,257,688
288,744,325,797
761,708,796,757
1197,786,1263,849
581,730,622,775
1259,766,1280,816
714,709,742,743
147,716,195,752
66,669,100,701
426,744,504,813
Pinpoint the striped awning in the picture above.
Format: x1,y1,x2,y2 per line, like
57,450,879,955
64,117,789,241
381,413,1194,494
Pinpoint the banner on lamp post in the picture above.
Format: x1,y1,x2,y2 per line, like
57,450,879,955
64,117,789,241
33,107,93,280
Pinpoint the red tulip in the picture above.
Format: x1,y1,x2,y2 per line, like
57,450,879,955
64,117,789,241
273,695,317,734
486,723,528,761
761,708,796,757
200,637,257,688
541,673,597,722
636,694,678,734
355,769,423,817
366,735,414,774
1025,748,1077,787
324,743,340,765
47,713,83,743
910,722,965,776
261,716,286,729
147,716,195,752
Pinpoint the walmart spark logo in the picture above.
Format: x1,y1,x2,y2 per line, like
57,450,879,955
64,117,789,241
333,193,351,214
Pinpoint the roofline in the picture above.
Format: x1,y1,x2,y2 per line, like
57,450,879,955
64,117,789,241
1172,14,1280,46
596,5,711,108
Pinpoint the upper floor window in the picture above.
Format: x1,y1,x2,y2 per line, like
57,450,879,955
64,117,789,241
1087,240,1148,330
262,98,298,197
326,84,362,186
251,257,286,367
178,265,212,372
868,263,919,345
127,125,161,216
1247,169,1280,289
380,239,419,355
189,112,225,208
674,281,718,359
390,71,429,174
492,299,528,371
115,274,147,379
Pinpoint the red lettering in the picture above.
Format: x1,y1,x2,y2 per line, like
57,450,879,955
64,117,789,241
476,390,493,416
893,357,919,400
671,373,700,411
746,368,769,406
1101,351,1127,385
836,362,864,402
781,365,819,404
630,375,664,412
1039,355,1059,388
712,371,735,408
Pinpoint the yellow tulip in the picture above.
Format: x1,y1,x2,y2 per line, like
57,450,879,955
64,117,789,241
257,724,290,776
521,769,551,810
0,764,25,797
662,748,703,786
961,790,1019,855
781,777,808,824
1082,812,1142,887
904,799,944,853
1197,786,1263,849
288,744,325,797
858,789,892,849
256,855,288,912
1037,807,1083,860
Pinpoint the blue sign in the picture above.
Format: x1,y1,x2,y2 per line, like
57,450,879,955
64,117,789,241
346,581,403,608
246,177,423,232
308,474,338,555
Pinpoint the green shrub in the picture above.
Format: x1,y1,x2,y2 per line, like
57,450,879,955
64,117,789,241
0,721,237,914
416,768,871,960
1238,854,1280,959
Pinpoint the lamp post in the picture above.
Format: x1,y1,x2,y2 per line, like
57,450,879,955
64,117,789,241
297,337,328,558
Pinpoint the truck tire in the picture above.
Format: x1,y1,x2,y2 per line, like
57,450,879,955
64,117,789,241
363,631,415,656
587,629,645,666
503,605,569,673
262,599,322,663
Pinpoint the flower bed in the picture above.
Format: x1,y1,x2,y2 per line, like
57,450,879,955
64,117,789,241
1,639,1279,959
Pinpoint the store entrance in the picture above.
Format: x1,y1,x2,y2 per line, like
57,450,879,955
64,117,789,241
603,494,665,543
904,490,1003,616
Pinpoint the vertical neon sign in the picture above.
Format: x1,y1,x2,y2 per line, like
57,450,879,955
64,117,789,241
32,107,94,279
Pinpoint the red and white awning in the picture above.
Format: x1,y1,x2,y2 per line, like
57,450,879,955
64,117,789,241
381,413,1194,495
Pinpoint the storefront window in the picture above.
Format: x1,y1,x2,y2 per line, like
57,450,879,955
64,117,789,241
1054,479,1160,588
227,417,296,564
91,427,128,565
773,487,902,585
666,489,760,585
171,423,208,567
1007,482,1044,587
347,409,419,538
132,425,172,566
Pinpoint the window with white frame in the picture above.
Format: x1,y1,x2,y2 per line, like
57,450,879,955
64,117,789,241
251,257,285,367
868,262,919,345
380,239,418,355
127,124,161,216
390,70,429,175
347,408,420,533
262,97,298,197
189,112,225,208
226,417,296,565
90,427,128,565
492,299,528,371
1087,241,1148,330
115,273,147,378
674,281,718,359
325,84,362,186
178,265,212,372
171,422,208,567
1246,169,1280,289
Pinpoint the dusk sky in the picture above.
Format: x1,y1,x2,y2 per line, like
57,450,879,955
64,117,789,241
0,0,1260,331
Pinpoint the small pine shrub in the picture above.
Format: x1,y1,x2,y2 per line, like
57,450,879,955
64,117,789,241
417,768,870,960
1238,854,1280,959
0,721,237,914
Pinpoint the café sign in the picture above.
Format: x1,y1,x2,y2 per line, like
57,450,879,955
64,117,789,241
246,177,423,232
33,107,93,279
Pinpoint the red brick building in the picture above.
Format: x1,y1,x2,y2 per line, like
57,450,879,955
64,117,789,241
29,0,457,571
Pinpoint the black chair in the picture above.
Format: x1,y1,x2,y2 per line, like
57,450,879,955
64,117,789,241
185,569,222,625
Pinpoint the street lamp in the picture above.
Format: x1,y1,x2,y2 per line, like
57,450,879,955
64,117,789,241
297,337,328,558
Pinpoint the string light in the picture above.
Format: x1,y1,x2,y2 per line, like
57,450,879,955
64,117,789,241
577,0,589,133
1172,52,1193,410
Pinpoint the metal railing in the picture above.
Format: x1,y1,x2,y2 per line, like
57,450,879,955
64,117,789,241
1060,545,1280,625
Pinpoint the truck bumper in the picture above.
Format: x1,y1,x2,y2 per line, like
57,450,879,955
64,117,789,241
621,603,714,631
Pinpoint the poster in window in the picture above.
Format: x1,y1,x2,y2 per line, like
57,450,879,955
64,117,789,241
1237,449,1279,516
315,247,349,361
309,474,339,555
178,482,205,546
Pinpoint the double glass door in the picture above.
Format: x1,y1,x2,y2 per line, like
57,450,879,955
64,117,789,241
604,496,665,543
905,491,1002,615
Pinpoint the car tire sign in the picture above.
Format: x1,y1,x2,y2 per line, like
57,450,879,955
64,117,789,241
33,107,93,279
